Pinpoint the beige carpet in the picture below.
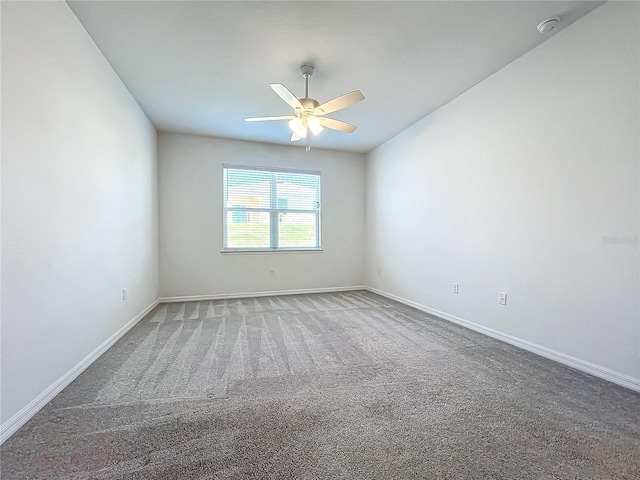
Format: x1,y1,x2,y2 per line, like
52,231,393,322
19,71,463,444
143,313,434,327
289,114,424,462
2,290,639,479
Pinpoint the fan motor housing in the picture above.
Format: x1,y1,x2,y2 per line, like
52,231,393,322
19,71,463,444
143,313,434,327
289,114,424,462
297,98,320,115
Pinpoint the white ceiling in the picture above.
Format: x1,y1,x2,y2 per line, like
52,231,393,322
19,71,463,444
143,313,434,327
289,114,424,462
67,1,604,154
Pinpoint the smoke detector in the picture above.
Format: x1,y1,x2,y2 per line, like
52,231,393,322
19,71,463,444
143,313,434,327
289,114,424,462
537,17,560,34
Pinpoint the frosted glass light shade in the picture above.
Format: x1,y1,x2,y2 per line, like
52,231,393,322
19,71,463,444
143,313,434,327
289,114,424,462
288,117,304,133
308,116,324,136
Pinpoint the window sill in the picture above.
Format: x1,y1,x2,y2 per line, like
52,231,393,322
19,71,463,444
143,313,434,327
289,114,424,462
221,248,323,255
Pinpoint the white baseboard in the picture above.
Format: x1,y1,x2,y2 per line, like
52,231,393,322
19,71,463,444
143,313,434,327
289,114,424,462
5,286,636,445
367,287,640,393
159,285,367,303
1,287,366,443
0,300,160,445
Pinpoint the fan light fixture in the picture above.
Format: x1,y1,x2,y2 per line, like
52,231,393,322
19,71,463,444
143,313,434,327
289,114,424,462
245,64,364,151
288,116,322,137
308,116,323,136
288,117,304,134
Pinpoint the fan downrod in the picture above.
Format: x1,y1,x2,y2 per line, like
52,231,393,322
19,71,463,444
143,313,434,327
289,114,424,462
300,65,314,99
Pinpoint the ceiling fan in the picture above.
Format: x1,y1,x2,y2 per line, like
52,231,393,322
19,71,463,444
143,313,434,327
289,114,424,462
244,65,364,150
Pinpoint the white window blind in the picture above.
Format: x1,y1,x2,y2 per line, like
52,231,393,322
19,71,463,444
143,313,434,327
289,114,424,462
223,165,321,251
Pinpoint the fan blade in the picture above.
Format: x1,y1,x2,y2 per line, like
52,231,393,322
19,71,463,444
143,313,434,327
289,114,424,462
270,83,303,110
244,115,295,122
318,117,357,133
314,90,364,115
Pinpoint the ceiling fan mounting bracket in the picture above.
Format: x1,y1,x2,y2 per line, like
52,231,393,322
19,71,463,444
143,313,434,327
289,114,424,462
300,65,314,78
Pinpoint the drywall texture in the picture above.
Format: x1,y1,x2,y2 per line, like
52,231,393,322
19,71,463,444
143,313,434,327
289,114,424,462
366,2,640,380
159,133,365,297
1,1,159,424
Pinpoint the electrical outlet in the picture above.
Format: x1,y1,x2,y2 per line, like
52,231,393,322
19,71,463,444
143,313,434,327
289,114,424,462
377,269,381,276
453,283,459,294
499,292,507,305
269,268,276,276
122,289,127,301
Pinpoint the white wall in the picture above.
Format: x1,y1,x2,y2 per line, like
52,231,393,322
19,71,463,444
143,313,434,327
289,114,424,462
159,133,365,297
1,1,159,425
366,2,640,382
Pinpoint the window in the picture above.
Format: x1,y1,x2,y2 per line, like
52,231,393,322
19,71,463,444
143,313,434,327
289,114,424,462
223,165,321,251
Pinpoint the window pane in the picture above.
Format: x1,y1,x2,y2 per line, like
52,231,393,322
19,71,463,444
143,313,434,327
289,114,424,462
276,172,319,211
223,166,321,250
226,211,270,248
225,169,271,209
278,212,317,248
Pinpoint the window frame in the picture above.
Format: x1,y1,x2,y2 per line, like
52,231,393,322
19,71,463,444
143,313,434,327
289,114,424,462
222,164,322,253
